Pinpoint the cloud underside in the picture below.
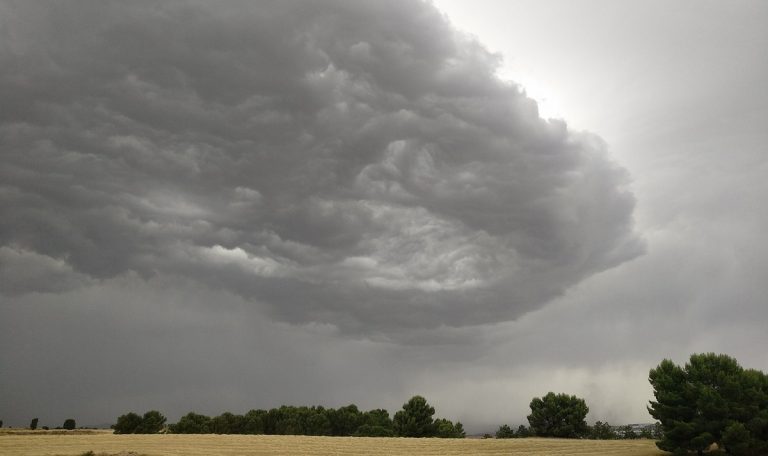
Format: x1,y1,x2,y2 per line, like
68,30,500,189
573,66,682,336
0,0,641,334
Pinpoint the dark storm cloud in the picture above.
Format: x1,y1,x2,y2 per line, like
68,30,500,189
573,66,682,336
0,0,641,333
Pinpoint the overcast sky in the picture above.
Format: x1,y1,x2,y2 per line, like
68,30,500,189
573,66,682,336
1,0,767,432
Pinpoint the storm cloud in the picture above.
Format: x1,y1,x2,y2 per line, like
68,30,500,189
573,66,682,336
0,0,641,336
2,0,767,434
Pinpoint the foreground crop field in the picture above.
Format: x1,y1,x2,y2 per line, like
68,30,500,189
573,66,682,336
0,431,666,456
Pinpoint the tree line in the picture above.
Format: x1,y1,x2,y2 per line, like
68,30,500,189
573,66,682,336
495,418,662,440
104,352,768,454
113,395,465,438
494,392,663,440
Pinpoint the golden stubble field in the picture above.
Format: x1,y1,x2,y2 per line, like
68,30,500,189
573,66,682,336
0,430,666,456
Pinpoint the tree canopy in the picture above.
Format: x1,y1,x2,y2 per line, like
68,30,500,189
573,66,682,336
527,392,589,438
118,396,462,438
393,395,437,437
171,412,212,434
112,410,166,434
648,353,768,455
495,424,515,439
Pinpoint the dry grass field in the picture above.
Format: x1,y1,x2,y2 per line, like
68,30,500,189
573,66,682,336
0,430,666,456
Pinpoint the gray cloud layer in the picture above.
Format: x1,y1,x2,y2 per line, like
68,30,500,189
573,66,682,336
0,0,641,335
2,0,767,434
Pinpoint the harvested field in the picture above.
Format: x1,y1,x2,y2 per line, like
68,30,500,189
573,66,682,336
0,431,666,456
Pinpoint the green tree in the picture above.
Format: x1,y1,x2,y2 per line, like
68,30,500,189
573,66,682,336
63,419,76,430
30,418,39,430
434,418,465,438
393,395,436,437
516,424,532,437
362,409,392,429
171,412,212,434
112,412,142,434
304,407,331,436
649,353,768,455
496,424,515,439
454,421,465,438
210,412,245,434
355,424,395,437
527,392,589,438
722,422,752,455
329,404,363,436
243,409,267,434
652,422,663,439
135,410,166,434
589,421,615,440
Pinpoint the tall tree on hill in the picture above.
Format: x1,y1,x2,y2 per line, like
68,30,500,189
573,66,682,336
29,418,38,430
63,419,76,430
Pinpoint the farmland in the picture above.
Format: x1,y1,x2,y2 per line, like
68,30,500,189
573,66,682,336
0,430,665,456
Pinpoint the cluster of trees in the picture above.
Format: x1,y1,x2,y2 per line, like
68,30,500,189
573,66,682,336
114,396,465,438
496,420,661,440
496,392,592,439
496,392,664,441
112,411,167,434
494,424,532,438
493,352,767,454
649,353,768,455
